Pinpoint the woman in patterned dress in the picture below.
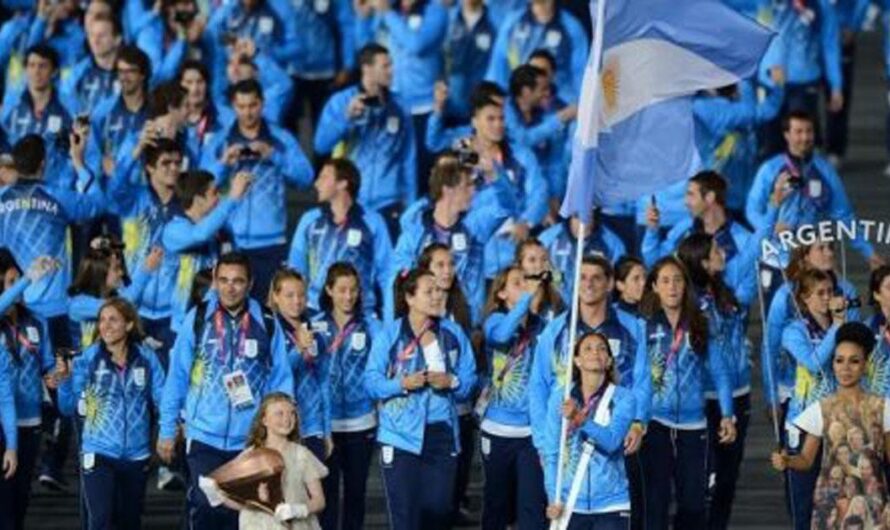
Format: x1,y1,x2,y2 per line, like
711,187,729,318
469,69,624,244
772,322,890,529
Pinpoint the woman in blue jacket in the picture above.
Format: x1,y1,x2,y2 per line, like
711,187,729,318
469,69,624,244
0,345,18,530
0,249,57,530
781,268,846,530
315,262,380,530
478,264,547,529
637,256,736,530
763,241,861,419
612,256,645,319
68,241,160,351
417,243,479,525
677,234,754,530
267,268,332,463
56,298,165,530
363,267,477,530
544,331,636,530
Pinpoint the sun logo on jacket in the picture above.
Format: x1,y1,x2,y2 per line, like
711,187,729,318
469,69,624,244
83,387,103,430
190,357,205,388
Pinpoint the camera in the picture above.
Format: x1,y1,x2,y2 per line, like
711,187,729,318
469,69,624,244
220,32,238,46
363,95,381,107
525,270,552,283
91,236,125,253
454,138,479,167
72,115,89,144
239,146,261,160
56,347,82,359
174,10,196,24
787,175,803,188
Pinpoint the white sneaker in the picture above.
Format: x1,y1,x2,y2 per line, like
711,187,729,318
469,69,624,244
157,466,184,491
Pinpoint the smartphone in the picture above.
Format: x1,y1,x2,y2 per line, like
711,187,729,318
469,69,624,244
363,95,381,107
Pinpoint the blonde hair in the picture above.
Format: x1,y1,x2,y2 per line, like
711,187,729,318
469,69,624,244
245,392,301,449
266,268,306,313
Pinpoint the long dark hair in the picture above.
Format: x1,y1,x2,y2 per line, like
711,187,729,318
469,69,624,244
417,244,471,332
394,268,435,319
571,331,617,387
676,233,737,313
640,257,708,355
319,261,363,313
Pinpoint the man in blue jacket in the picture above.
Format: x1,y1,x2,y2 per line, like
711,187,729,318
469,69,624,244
84,45,150,182
1,45,72,190
0,135,103,346
315,43,417,238
643,171,754,272
746,110,884,287
441,0,496,122
288,158,393,315
163,169,252,331
200,79,313,299
388,151,507,324
157,252,293,530
486,0,588,104
59,13,121,116
270,0,355,130
765,0,842,154
505,63,575,212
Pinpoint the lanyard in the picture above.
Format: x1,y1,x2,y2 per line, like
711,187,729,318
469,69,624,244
391,319,433,376
213,309,250,365
663,324,686,369
570,383,607,433
328,319,359,354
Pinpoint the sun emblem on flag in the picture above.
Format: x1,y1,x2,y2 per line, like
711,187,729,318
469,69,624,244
601,59,619,118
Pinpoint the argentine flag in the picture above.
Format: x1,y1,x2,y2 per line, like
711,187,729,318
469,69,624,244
560,0,773,220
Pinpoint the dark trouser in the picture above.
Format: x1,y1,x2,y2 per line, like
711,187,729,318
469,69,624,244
242,244,288,302
380,422,457,530
624,452,645,530
40,388,72,482
452,414,476,516
141,316,176,372
641,421,708,530
412,112,434,198
565,512,631,530
40,314,74,481
321,429,375,530
479,432,547,530
705,394,751,530
378,203,405,244
81,454,150,530
599,213,638,258
185,439,240,530
0,426,41,530
287,76,334,150
304,435,326,463
826,38,856,158
785,426,821,530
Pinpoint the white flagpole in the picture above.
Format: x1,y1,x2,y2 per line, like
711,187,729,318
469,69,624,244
552,1,607,527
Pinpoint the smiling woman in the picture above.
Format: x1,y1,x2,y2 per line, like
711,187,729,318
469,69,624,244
772,322,890,529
